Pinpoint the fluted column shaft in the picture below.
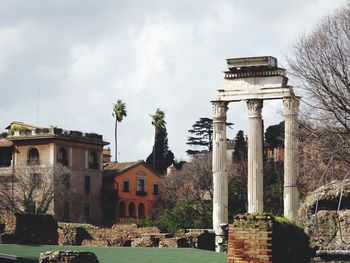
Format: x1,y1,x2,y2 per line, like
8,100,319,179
247,99,264,213
283,97,300,221
212,101,228,252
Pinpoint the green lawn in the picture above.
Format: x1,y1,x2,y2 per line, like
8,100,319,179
0,244,226,263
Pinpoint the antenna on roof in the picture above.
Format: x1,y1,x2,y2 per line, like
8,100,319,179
36,88,40,125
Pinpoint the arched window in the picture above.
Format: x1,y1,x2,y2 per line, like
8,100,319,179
88,151,98,170
119,202,125,217
128,202,135,218
57,147,68,166
27,147,40,165
138,203,145,219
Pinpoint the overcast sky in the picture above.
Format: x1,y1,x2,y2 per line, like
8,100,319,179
0,0,347,162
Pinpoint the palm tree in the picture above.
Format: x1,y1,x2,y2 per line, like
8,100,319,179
112,100,127,162
150,108,166,134
150,108,166,168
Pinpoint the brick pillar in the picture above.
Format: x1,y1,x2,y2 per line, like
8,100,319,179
227,214,273,263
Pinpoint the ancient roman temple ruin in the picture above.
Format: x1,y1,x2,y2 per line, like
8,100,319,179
212,56,300,252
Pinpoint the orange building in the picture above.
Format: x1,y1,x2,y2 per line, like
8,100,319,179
102,160,161,223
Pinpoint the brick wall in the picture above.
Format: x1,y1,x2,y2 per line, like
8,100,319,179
227,214,273,263
227,214,310,263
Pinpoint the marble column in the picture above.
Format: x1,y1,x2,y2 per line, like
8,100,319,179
247,99,264,213
283,96,300,221
212,101,228,252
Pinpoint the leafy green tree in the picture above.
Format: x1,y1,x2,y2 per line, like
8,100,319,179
146,108,174,174
186,117,233,156
157,201,198,234
112,100,127,162
159,154,212,228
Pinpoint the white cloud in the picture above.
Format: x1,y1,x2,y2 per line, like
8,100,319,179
0,0,348,161
0,27,23,73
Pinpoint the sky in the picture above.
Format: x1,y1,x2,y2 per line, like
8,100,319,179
0,0,347,162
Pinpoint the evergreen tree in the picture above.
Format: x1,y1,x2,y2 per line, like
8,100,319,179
146,128,174,174
147,109,174,174
233,130,247,161
265,121,284,148
186,117,233,156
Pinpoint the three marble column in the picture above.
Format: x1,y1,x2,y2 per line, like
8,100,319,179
212,96,299,238
213,97,299,221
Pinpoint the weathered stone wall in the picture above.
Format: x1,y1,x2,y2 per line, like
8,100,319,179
298,179,350,251
1,213,58,244
15,213,58,244
57,223,214,249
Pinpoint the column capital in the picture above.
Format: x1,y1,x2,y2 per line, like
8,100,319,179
283,96,300,115
212,101,228,122
247,99,263,118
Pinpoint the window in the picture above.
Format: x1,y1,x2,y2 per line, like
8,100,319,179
128,202,135,218
136,175,146,196
119,202,125,217
138,203,145,219
84,176,90,192
88,151,99,170
63,201,70,221
27,147,40,165
57,147,68,166
137,178,145,191
153,184,159,195
123,181,129,192
84,203,90,221
0,147,12,167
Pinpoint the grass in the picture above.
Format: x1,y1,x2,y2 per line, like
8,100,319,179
0,244,226,263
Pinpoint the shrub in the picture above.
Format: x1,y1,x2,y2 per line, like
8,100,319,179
273,217,311,263
157,201,198,234
137,218,155,228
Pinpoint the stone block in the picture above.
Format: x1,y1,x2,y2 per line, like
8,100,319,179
131,235,160,247
39,251,99,263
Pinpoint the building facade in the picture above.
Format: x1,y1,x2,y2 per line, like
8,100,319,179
0,121,109,224
103,161,161,223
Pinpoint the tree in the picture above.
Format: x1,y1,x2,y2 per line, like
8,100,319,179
146,129,174,174
159,153,213,230
146,108,174,174
150,108,166,133
232,130,247,161
112,100,127,162
288,4,350,160
265,121,284,148
186,117,233,156
0,165,70,214
228,160,247,217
